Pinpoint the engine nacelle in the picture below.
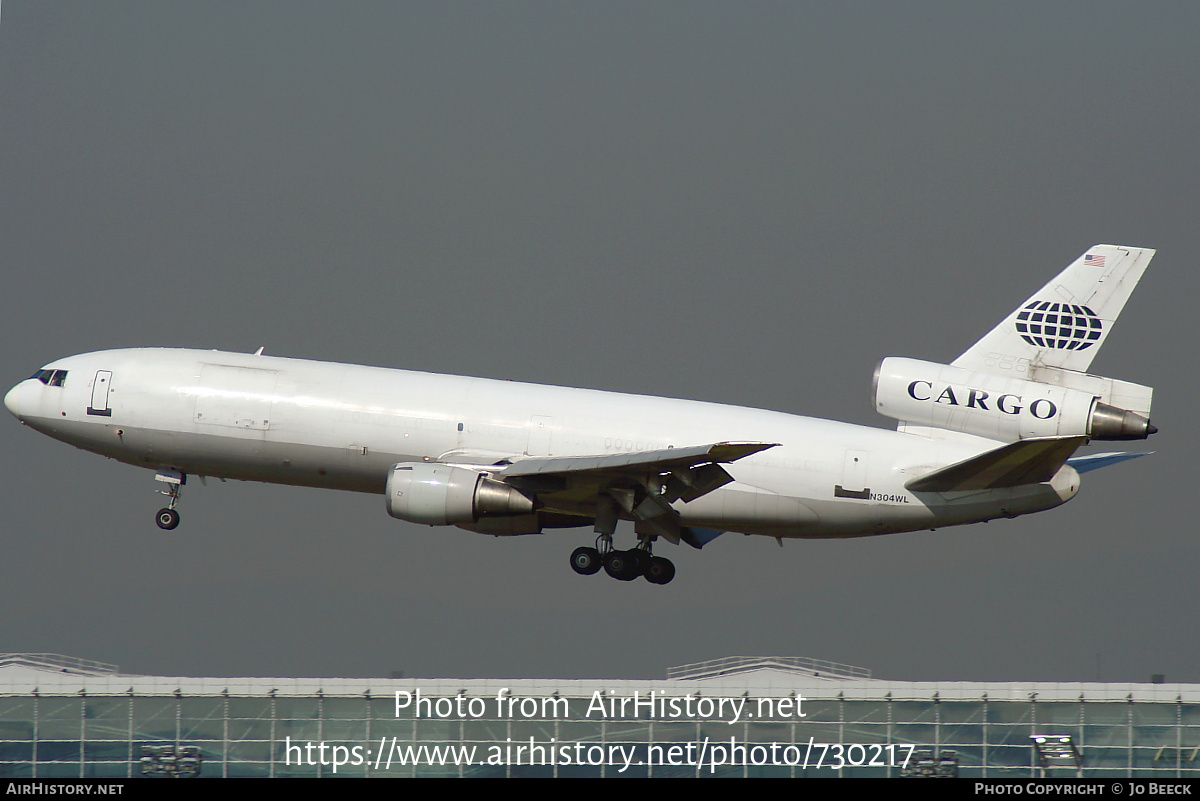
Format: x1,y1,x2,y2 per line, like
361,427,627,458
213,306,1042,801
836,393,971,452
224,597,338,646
874,357,1155,441
386,462,535,525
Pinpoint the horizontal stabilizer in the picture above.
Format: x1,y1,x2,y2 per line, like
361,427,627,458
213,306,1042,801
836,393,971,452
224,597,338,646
1067,451,1151,475
906,435,1088,492
680,527,726,549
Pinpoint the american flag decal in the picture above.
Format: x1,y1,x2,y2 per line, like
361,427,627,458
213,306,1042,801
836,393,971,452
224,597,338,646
1084,253,1106,268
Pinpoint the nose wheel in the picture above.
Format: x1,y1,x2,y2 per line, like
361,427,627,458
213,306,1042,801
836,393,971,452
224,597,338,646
154,469,185,530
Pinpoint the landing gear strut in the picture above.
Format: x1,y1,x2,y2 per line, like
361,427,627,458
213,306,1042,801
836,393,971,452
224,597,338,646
154,469,185,530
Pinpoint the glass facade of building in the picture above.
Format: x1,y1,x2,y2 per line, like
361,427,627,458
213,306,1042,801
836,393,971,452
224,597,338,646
1,655,1197,778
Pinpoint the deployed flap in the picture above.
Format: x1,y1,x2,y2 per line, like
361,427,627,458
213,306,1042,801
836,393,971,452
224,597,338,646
498,441,776,479
905,435,1088,492
953,245,1154,375
496,441,777,524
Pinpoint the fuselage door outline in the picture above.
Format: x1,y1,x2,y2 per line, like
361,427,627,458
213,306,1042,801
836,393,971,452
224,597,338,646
87,370,113,417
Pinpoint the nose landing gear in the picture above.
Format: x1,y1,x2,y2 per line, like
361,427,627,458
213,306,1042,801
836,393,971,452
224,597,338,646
154,469,185,530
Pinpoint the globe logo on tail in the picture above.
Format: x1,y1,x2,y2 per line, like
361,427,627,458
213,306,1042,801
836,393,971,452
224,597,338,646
1015,301,1103,350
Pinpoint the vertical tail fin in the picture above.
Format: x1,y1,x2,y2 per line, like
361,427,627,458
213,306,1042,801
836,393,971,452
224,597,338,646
952,245,1154,375
880,244,1156,442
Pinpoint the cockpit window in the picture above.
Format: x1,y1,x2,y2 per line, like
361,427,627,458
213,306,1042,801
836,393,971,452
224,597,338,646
30,369,68,387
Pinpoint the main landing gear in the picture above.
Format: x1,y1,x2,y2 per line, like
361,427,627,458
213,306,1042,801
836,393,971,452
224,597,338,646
572,494,677,584
570,537,676,585
154,469,185,530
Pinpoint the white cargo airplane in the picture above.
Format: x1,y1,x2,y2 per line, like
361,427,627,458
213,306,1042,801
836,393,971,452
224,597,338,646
5,245,1156,584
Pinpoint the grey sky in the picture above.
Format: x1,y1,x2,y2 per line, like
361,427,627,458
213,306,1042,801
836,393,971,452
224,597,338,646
1,2,1195,682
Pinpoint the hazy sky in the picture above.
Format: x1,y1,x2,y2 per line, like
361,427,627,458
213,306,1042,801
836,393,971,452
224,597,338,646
1,2,1196,683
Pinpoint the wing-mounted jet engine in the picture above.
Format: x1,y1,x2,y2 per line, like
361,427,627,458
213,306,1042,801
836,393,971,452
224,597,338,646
386,463,535,525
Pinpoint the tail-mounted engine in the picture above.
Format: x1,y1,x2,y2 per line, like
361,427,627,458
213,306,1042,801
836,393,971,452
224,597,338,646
386,462,535,525
874,357,1155,441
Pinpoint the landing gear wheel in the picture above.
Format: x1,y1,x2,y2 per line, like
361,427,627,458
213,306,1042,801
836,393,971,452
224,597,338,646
156,508,180,530
644,556,676,585
570,546,602,575
603,550,642,581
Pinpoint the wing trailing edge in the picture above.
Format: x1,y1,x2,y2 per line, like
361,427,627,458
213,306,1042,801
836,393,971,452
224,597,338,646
496,441,778,546
498,441,777,479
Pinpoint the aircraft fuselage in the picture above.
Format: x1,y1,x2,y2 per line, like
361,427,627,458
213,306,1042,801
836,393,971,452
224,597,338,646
4,348,1077,539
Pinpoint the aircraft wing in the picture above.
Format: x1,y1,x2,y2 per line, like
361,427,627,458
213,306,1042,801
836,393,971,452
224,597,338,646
499,441,774,479
494,441,777,544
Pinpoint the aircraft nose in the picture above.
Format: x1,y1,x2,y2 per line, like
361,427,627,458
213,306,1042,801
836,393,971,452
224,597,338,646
4,383,22,419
